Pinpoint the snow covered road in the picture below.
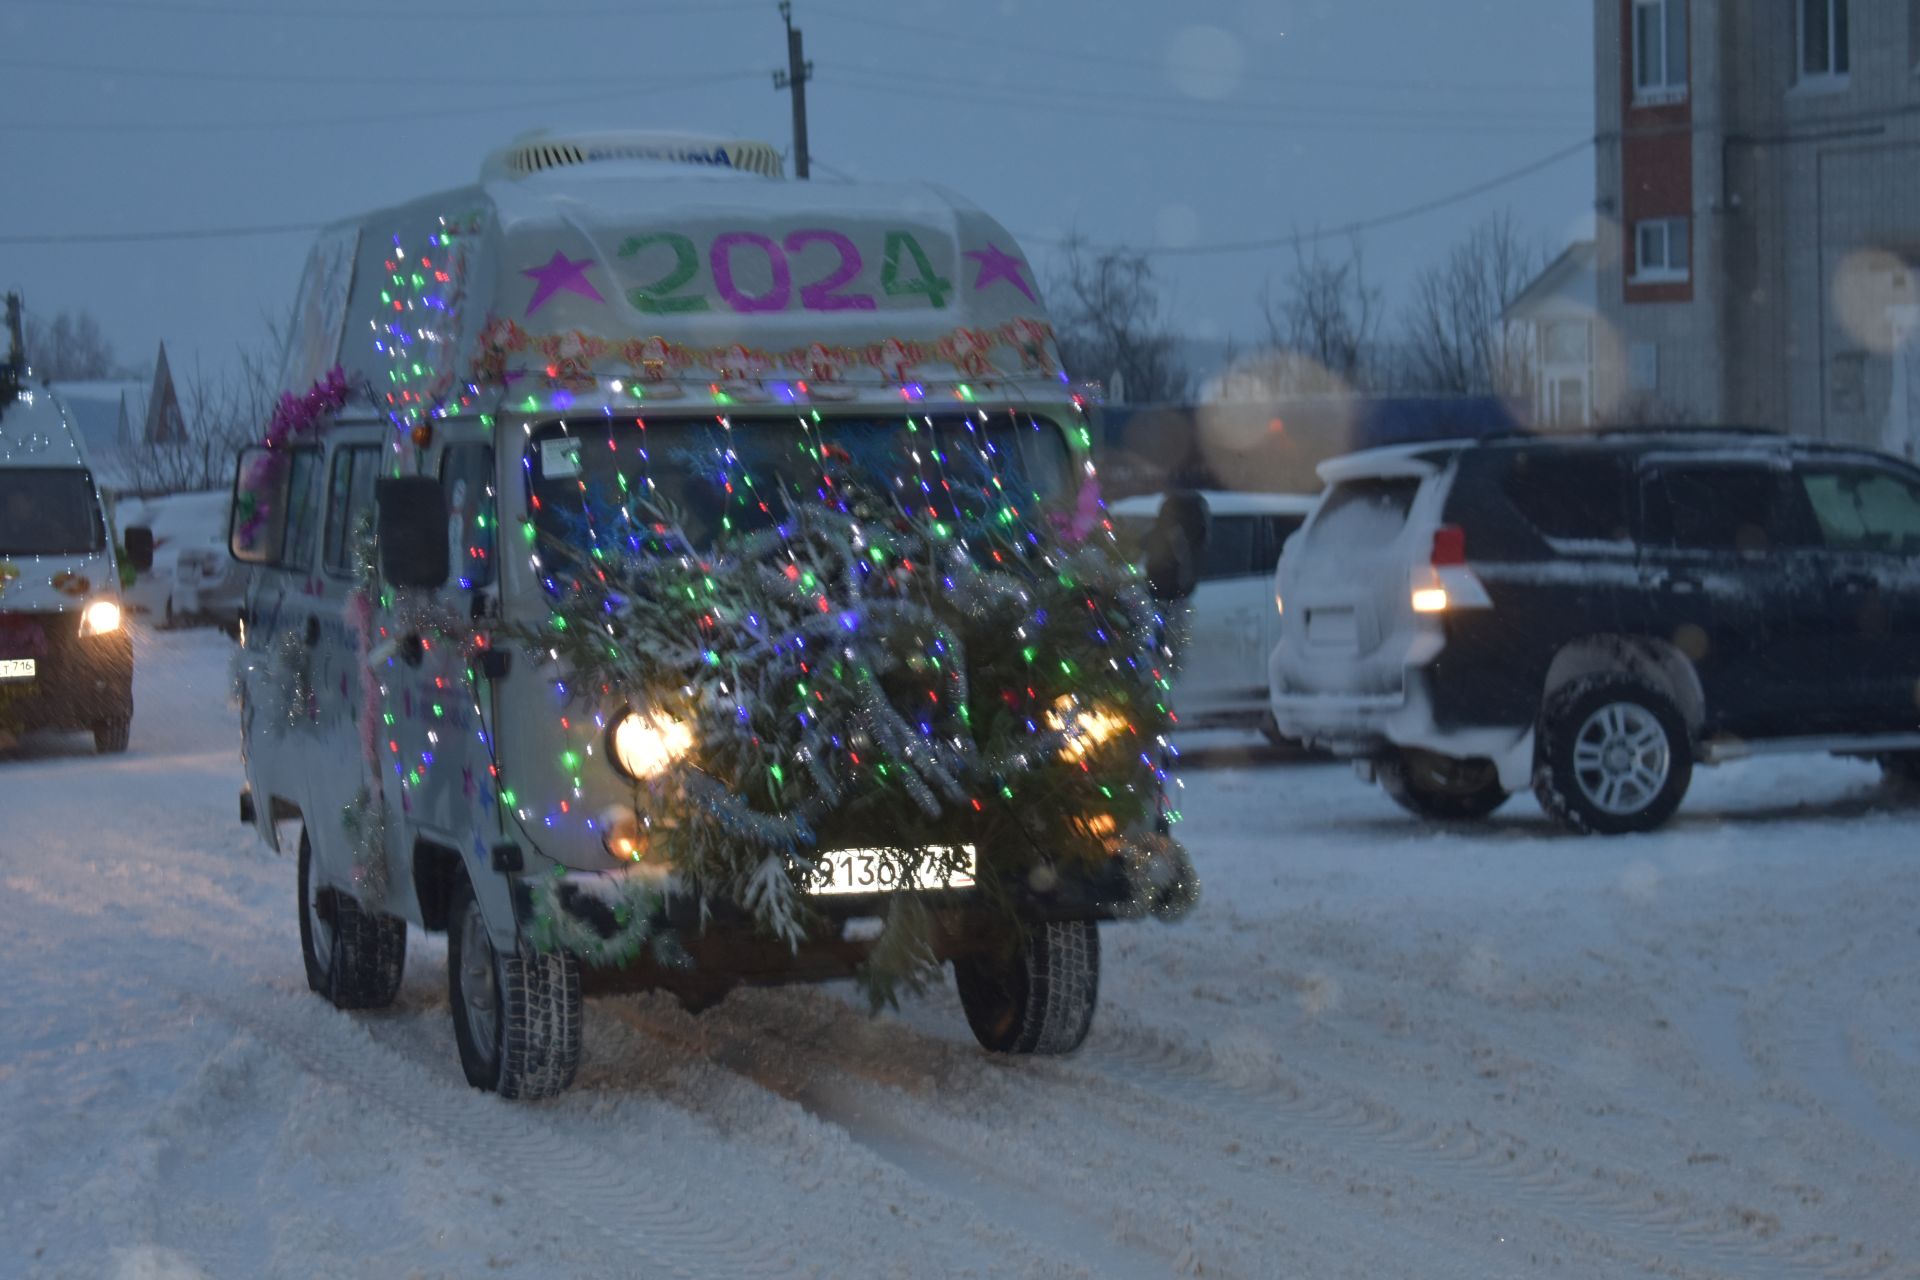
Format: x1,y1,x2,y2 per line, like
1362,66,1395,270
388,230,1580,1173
3,629,1918,1278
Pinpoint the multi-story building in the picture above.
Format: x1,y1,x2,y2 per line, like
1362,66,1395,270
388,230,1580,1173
1594,0,1920,453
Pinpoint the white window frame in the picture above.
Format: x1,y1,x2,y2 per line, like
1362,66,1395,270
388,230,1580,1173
1632,217,1691,284
1632,0,1689,105
1798,0,1851,86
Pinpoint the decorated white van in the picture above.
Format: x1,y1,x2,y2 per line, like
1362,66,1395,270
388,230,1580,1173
0,303,141,753
231,131,1196,1098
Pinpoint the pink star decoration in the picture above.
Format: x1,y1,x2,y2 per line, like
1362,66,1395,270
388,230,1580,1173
522,251,605,317
963,243,1037,302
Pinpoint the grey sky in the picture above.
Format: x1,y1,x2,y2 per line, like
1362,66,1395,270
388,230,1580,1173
1,0,1594,384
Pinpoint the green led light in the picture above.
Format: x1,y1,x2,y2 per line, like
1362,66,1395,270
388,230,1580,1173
560,750,581,771
501,788,517,807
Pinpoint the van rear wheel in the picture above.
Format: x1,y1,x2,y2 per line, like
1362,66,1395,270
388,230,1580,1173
953,920,1099,1056
447,876,581,1099
1377,749,1509,822
297,828,405,1009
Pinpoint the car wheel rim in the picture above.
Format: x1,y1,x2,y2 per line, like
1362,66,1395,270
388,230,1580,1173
1571,701,1671,816
305,873,335,976
459,906,500,1067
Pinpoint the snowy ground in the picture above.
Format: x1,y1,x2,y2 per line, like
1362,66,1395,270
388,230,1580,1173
3,628,1918,1279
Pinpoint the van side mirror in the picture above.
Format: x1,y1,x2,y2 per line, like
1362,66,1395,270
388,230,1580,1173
124,526,154,573
376,476,449,589
1144,489,1209,602
230,445,287,565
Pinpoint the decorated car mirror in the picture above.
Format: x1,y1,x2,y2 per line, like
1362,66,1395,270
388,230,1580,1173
230,445,288,565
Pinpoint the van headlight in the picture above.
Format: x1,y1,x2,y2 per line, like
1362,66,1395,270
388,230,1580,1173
608,709,694,779
79,599,123,637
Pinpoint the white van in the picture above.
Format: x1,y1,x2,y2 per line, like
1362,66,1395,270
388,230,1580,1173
231,131,1195,1098
0,318,141,753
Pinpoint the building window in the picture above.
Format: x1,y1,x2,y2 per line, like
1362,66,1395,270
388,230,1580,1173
1801,0,1850,80
1632,218,1691,283
1632,0,1689,102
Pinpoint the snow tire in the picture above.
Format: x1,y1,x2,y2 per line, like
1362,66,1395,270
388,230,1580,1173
1376,749,1509,822
92,719,131,755
447,876,581,1100
1535,674,1693,835
297,827,406,1009
953,919,1100,1056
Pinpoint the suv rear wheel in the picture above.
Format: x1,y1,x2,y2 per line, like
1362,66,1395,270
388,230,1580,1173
1536,675,1692,835
297,828,406,1009
1377,749,1509,822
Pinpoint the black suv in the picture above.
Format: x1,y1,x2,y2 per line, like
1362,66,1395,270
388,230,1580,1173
1270,430,1920,833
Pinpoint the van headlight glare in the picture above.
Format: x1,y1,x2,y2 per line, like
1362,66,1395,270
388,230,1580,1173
79,599,123,637
609,709,694,779
1046,695,1125,762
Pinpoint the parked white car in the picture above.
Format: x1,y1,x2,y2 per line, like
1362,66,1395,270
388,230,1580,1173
113,491,241,631
1110,490,1316,741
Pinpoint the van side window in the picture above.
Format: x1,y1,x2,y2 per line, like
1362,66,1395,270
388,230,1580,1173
1256,514,1304,570
323,446,383,577
281,449,325,571
441,444,496,590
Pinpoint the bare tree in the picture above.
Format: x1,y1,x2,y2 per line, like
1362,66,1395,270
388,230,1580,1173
125,339,282,494
1049,237,1191,405
1256,237,1381,395
23,309,127,381
1401,211,1543,397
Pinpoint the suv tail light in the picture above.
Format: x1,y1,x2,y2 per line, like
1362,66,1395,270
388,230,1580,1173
1411,524,1491,614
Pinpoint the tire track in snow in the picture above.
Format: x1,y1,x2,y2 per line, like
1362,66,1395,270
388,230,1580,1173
602,998,1204,1280
1070,1015,1912,1280
633,983,1907,1280
608,993,1707,1280
194,986,811,1280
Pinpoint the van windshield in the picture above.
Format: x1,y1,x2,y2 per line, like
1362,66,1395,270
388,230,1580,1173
0,469,106,555
528,412,1074,550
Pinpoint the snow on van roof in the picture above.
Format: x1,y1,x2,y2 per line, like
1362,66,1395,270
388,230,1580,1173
0,386,92,470
280,156,1066,434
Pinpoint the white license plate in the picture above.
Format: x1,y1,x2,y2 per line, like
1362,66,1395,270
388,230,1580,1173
0,658,34,681
805,845,977,896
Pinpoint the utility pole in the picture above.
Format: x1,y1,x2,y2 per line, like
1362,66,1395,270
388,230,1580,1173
2,292,22,400
773,1,812,180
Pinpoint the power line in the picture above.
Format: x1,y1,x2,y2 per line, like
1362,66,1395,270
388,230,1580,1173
805,5,1589,99
1,139,1592,252
0,221,324,246
820,62,1588,130
1018,138,1594,257
5,0,762,20
0,70,767,134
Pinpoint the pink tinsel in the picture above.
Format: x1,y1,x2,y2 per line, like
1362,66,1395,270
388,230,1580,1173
1049,473,1104,545
239,366,353,542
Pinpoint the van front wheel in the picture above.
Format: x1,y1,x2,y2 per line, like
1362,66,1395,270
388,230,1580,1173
953,920,1099,1056
93,720,130,754
447,877,581,1099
